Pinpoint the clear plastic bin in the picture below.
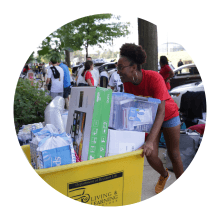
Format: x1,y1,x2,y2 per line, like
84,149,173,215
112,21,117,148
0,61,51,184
109,93,161,133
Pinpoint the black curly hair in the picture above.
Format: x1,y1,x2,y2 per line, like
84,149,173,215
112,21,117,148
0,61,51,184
119,43,147,70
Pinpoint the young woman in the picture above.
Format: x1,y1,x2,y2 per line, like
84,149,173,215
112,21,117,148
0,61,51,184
159,56,174,90
78,61,94,86
118,43,183,194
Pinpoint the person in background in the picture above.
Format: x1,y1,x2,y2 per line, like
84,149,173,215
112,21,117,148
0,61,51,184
99,70,109,88
58,61,71,109
177,59,184,74
22,64,30,74
46,61,52,72
32,63,36,74
159,56,174,91
46,58,64,100
35,63,39,76
38,63,42,74
77,57,99,86
42,62,47,82
63,61,75,87
118,43,183,194
78,61,94,86
72,69,78,87
109,62,124,92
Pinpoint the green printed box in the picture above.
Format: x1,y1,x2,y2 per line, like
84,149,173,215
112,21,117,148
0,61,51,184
66,87,112,161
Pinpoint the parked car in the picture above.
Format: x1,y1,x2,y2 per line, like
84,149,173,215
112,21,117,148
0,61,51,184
98,62,117,74
169,81,204,108
170,63,201,90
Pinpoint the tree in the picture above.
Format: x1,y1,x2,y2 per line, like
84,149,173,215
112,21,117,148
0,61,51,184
37,36,67,64
52,22,84,67
37,14,130,66
38,14,130,66
138,18,158,71
14,78,51,133
72,14,130,58
26,52,35,64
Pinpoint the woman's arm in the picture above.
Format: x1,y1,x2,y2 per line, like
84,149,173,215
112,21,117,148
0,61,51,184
86,79,94,87
165,70,174,82
139,100,165,157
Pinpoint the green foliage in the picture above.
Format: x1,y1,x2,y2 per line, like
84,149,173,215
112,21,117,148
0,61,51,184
26,52,35,64
37,14,130,61
38,38,63,63
14,78,52,133
72,14,130,57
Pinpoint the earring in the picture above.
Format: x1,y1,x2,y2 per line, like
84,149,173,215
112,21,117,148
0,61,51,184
133,71,138,84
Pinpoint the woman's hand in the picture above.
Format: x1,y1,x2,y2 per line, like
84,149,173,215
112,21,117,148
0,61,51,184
138,140,154,158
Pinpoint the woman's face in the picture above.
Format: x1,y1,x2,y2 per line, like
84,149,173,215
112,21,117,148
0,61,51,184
117,57,135,83
90,64,94,71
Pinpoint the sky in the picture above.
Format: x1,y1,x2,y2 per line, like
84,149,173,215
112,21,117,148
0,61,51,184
79,15,175,54
34,14,179,57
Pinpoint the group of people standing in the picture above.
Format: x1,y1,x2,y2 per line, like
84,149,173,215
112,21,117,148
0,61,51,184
46,59,72,109
32,63,47,81
75,56,124,93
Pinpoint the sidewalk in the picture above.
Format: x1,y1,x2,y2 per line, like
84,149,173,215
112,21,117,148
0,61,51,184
141,148,176,200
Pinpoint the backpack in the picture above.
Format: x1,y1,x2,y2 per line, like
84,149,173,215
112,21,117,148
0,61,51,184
50,66,60,79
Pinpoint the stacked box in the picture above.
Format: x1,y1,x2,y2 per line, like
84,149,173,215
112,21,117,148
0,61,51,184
66,87,112,161
109,93,161,133
107,93,161,157
106,129,145,157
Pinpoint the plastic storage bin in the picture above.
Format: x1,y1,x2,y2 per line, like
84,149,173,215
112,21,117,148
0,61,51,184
22,144,144,206
109,93,161,133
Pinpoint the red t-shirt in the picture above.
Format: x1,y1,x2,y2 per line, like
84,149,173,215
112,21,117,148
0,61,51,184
123,69,179,122
85,71,94,86
159,64,171,90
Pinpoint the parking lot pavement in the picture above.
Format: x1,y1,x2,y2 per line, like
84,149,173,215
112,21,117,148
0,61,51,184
141,148,176,201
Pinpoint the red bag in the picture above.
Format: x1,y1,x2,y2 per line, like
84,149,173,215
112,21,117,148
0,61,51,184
188,124,205,135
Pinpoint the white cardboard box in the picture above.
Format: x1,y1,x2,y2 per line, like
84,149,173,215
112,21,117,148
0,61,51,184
106,129,145,157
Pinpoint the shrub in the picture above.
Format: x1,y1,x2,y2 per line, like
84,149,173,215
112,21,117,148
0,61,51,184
14,78,52,133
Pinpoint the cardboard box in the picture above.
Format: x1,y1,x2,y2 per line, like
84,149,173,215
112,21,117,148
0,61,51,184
66,87,112,161
106,129,145,157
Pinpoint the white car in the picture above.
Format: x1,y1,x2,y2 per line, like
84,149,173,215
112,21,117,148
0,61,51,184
170,63,201,90
169,81,204,108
